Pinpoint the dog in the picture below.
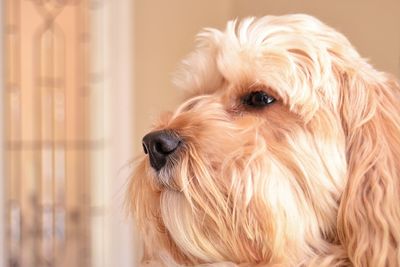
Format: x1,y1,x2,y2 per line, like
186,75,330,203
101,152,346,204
128,14,400,267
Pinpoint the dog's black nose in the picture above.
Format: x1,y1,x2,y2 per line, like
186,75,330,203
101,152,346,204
142,130,181,171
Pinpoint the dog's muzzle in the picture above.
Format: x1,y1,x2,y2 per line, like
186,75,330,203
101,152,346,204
142,130,181,171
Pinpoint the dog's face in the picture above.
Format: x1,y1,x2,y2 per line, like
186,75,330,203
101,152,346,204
130,15,400,267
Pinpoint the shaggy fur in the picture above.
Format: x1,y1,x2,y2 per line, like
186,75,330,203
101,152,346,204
128,14,400,267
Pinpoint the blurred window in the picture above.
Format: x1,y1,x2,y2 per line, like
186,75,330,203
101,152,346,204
2,1,129,266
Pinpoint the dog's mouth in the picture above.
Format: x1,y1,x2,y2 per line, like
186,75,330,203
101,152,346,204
151,156,181,189
142,141,184,190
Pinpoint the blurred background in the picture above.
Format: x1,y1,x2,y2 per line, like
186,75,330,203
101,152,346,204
1,1,399,267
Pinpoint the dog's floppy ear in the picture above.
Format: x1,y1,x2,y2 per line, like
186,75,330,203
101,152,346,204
337,69,400,266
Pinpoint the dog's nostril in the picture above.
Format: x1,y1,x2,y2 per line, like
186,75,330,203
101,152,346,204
142,130,181,171
142,142,148,154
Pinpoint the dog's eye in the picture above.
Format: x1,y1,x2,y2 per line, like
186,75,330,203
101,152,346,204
243,91,276,108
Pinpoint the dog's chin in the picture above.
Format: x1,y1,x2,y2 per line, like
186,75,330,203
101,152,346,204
145,159,182,191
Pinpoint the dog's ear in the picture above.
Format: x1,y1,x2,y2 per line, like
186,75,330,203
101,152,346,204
337,69,400,266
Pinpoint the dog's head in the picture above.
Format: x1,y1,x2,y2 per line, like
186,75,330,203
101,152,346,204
129,14,400,266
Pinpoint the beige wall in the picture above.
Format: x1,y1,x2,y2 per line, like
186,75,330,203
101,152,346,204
132,1,400,155
133,0,233,153
233,0,400,78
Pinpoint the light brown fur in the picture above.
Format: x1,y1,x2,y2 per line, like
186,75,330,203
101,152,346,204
128,14,400,266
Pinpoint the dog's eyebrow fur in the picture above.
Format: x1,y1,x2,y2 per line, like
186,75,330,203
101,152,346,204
174,14,356,119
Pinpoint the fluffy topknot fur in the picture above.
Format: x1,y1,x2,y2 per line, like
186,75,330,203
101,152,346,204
128,14,400,267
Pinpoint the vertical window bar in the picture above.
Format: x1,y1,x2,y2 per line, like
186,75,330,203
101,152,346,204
5,1,22,266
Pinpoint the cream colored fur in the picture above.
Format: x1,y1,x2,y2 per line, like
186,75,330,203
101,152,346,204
128,14,400,267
